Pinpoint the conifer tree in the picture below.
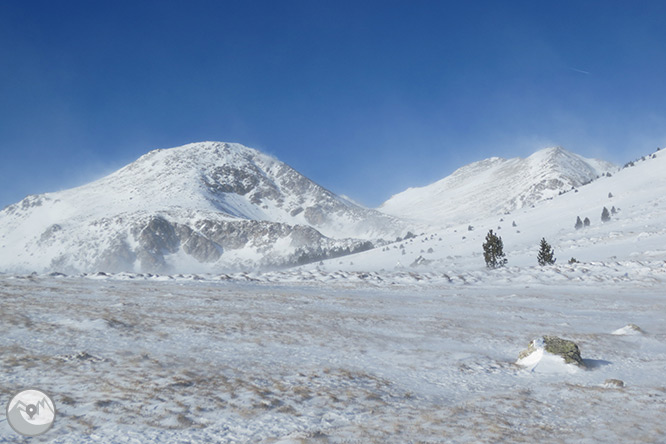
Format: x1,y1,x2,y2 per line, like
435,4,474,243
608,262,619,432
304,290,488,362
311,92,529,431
482,229,507,269
537,238,556,266
583,217,591,227
601,206,611,222
575,216,583,230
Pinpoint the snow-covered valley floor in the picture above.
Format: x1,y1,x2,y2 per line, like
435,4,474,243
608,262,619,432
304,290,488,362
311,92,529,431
1,270,665,443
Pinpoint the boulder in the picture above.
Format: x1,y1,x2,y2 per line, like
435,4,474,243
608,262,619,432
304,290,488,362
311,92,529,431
518,335,585,367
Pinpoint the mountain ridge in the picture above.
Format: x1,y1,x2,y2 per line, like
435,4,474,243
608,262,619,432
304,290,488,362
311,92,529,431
379,146,616,224
0,143,627,274
302,147,665,273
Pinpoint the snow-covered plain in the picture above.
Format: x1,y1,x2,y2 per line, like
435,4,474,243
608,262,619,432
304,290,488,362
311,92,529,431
1,269,665,443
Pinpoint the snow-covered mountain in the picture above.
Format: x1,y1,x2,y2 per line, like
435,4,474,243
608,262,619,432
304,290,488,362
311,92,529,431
307,148,665,273
379,147,616,224
0,142,404,273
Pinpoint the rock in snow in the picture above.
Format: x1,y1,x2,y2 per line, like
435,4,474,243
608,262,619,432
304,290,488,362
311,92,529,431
517,335,585,369
603,379,625,388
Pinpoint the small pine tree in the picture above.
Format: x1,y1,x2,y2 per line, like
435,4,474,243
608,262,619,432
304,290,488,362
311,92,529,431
611,206,616,214
575,216,583,230
537,238,556,266
608,192,613,198
512,221,517,227
568,257,578,264
482,229,507,269
583,217,591,227
601,206,611,222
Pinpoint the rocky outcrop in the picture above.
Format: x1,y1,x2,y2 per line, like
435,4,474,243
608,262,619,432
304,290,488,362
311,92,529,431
68,215,375,273
175,224,222,263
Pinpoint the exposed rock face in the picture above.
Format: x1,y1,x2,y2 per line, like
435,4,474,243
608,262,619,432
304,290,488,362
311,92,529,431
174,224,222,263
39,224,63,244
132,216,181,271
37,214,375,274
518,335,585,367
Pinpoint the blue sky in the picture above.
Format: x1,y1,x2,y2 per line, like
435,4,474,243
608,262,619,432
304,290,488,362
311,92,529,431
1,1,665,208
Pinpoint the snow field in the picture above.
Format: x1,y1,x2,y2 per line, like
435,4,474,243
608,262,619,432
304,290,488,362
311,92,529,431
1,272,664,443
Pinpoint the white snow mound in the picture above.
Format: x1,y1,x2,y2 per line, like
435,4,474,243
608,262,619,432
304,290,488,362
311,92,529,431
611,324,644,335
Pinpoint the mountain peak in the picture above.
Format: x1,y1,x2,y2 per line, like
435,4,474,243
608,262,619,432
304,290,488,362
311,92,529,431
528,146,576,163
0,141,403,273
379,146,616,224
539,145,566,154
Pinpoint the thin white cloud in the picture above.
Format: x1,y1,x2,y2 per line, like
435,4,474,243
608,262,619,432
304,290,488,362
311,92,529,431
569,67,591,75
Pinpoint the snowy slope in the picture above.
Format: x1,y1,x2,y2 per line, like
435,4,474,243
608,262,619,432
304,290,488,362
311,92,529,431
379,147,616,224
0,142,404,273
308,148,665,273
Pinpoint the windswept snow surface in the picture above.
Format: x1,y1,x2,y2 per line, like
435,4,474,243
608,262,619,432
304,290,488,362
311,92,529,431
1,269,665,443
